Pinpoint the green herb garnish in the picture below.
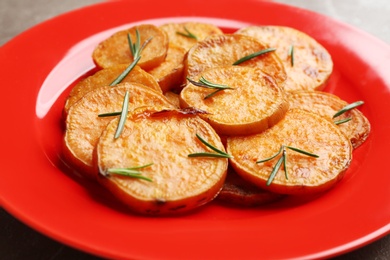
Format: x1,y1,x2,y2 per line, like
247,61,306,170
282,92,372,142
233,48,276,65
288,45,294,66
110,56,141,86
114,90,130,139
334,117,353,125
187,76,234,99
107,163,153,182
188,133,232,158
128,29,153,60
333,101,364,118
256,145,319,186
176,26,198,40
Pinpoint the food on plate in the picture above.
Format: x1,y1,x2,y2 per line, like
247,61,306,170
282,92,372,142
217,167,284,206
92,24,169,70
236,26,333,92
227,109,352,195
184,33,287,87
147,43,187,92
63,83,174,179
180,66,289,135
160,21,223,51
61,21,370,214
95,109,228,215
63,64,161,116
288,90,370,148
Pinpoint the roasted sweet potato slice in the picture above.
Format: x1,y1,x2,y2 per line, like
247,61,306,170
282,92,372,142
63,83,174,179
147,44,186,92
92,24,169,70
160,22,223,52
180,66,289,136
227,109,352,195
288,90,370,148
184,33,287,87
95,109,228,215
64,64,161,116
236,26,333,92
217,167,284,207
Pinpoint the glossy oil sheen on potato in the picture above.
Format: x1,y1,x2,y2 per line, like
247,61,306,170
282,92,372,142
95,110,228,215
63,83,174,180
180,66,289,136
227,109,352,195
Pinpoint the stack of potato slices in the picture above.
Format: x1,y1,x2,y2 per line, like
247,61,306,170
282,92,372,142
62,22,370,215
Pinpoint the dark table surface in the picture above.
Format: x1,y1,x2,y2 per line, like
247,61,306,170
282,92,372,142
1,0,389,259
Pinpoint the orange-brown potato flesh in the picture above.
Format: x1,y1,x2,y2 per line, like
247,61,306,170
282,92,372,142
184,33,287,87
227,109,352,195
180,66,289,136
64,65,161,116
95,110,228,215
92,24,169,70
159,22,224,52
288,90,371,148
147,44,187,92
63,83,174,180
236,26,333,92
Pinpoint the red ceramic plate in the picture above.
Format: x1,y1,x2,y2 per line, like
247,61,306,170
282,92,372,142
1,0,389,259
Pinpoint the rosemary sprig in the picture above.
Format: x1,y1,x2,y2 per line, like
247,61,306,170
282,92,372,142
187,76,234,99
333,101,364,118
188,133,232,158
114,90,130,139
110,56,141,86
107,163,153,182
233,48,276,65
334,117,352,125
98,112,122,117
256,145,319,186
176,26,198,40
288,45,294,66
128,29,153,60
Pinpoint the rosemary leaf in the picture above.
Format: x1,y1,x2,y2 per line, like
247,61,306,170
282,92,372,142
285,146,319,158
188,152,232,158
256,145,283,164
204,89,224,99
283,148,288,180
334,117,353,125
333,101,364,118
188,133,233,158
187,77,234,99
233,48,276,65
98,112,122,117
114,91,130,139
107,167,153,182
289,45,294,66
266,154,284,186
107,163,153,181
110,56,141,86
176,26,198,40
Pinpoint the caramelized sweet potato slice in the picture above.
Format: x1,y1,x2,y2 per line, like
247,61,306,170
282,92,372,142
217,167,284,207
236,26,333,92
288,90,370,148
63,83,174,179
64,64,161,116
92,24,169,70
160,22,223,52
227,109,352,195
180,66,289,136
147,44,187,92
184,33,287,87
95,109,228,215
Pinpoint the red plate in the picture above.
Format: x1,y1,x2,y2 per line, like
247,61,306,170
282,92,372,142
1,0,389,259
